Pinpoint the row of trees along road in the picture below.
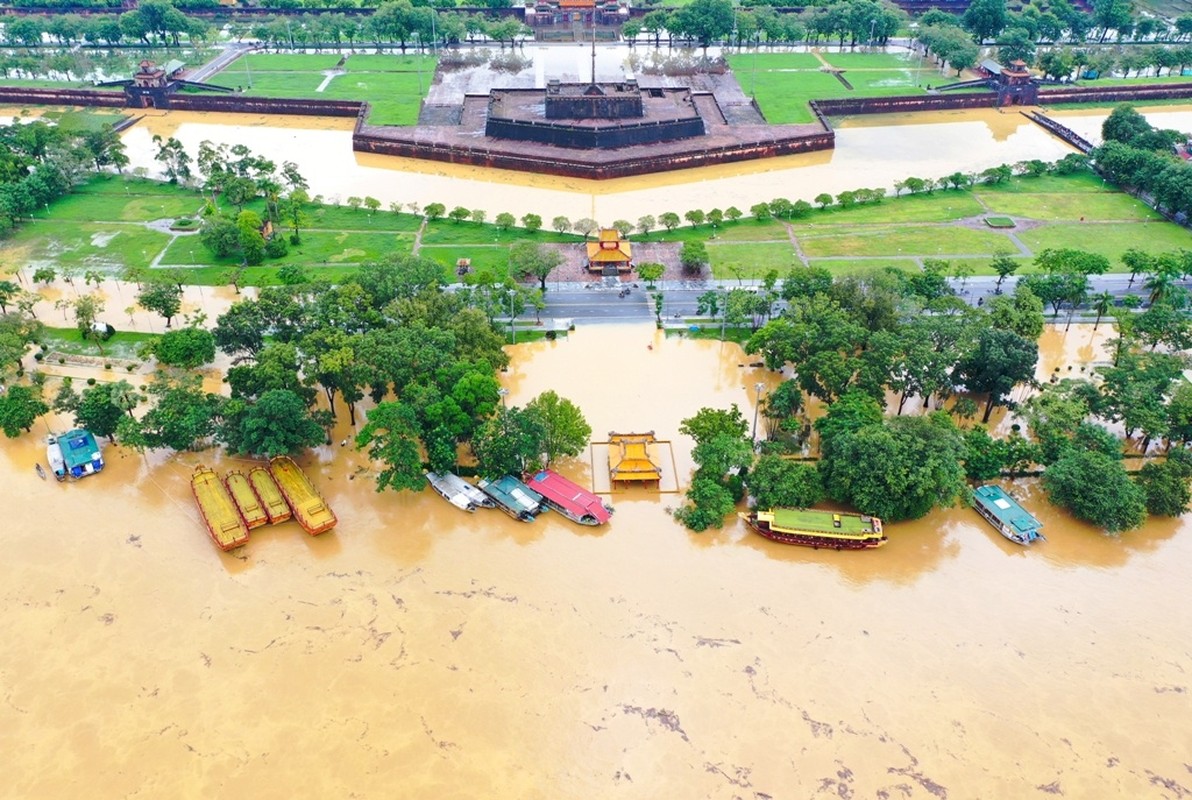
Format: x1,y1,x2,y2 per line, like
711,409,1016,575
672,242,1192,534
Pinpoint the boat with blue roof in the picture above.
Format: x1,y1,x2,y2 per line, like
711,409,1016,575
477,474,547,522
972,485,1044,545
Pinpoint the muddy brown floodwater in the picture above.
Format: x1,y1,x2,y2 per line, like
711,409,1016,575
116,106,1192,222
2,322,1190,798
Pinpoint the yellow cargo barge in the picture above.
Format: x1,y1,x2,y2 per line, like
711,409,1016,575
269,456,337,536
191,466,250,551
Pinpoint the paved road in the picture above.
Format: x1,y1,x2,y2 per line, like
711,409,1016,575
527,275,1183,325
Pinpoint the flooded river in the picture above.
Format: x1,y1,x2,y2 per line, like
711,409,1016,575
117,105,1192,222
3,324,1190,798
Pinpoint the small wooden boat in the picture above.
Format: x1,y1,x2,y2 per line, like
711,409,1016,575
269,456,337,536
248,466,291,524
191,465,250,551
740,508,886,550
35,463,46,480
224,469,269,530
46,435,66,482
426,471,495,512
478,474,547,522
972,485,1044,545
524,469,613,526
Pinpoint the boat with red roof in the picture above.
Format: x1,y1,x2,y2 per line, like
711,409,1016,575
524,469,613,526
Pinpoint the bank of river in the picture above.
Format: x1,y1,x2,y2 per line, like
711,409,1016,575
2,323,1189,797
113,105,1192,223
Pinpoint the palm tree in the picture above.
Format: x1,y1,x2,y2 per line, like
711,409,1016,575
108,381,144,419
1091,291,1115,330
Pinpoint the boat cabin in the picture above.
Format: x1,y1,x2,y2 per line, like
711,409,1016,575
972,485,1043,545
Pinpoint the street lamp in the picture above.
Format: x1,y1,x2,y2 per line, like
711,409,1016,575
869,19,877,47
751,381,765,444
498,387,508,408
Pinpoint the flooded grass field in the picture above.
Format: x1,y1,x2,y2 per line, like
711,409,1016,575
2,324,1190,798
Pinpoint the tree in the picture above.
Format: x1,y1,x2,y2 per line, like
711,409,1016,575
681,405,749,445
636,262,664,289
673,476,736,532
573,218,598,238
526,390,591,465
521,213,542,233
747,455,824,509
987,284,1045,340
1091,291,1115,330
471,405,546,477
1136,454,1192,517
659,212,681,231
990,251,1019,293
448,205,470,223
220,389,326,457
637,215,656,235
679,241,709,274
508,241,564,291
957,328,1038,423
137,280,183,328
818,412,968,522
72,294,105,353
0,384,48,438
153,326,216,368
70,381,128,442
551,215,571,235
356,400,426,493
684,209,706,228
132,375,220,452
0,282,20,314
1043,449,1146,532
495,212,516,232
963,0,1007,41
424,202,446,221
672,0,734,49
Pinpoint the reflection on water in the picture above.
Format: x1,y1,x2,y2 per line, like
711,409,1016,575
117,106,1192,222
2,322,1189,797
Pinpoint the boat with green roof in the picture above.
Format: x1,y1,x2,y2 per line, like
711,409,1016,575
739,508,886,550
972,485,1044,545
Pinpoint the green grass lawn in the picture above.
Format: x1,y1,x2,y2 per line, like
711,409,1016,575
233,71,326,97
1075,74,1192,87
797,192,985,226
157,231,414,267
306,205,423,233
808,258,920,274
941,255,1033,276
324,70,432,125
844,69,940,95
39,326,158,361
38,109,131,132
238,53,345,72
820,52,922,70
177,264,360,287
727,52,824,71
709,219,789,242
421,220,579,245
798,225,1013,258
422,245,511,281
7,221,171,271
976,172,1108,194
1018,222,1192,261
345,54,437,72
48,177,203,222
733,69,844,124
975,190,1162,221
708,242,799,278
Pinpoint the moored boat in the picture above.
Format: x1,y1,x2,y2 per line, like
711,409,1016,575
740,508,886,550
269,456,337,535
425,471,491,512
46,435,66,482
248,466,291,524
524,469,613,526
59,429,103,479
478,474,547,522
972,484,1044,545
224,470,269,530
191,465,250,551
